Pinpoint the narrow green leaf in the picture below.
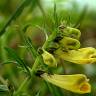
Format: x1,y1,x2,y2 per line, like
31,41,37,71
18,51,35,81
35,91,40,96
0,85,10,96
1,61,17,65
45,81,61,96
24,37,38,59
0,85,9,92
53,3,58,29
19,26,39,59
73,5,88,28
0,0,38,36
5,47,30,75
23,37,45,68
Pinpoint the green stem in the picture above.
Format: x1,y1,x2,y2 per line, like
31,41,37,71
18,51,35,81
13,26,58,96
13,57,40,96
1,34,7,61
42,31,57,49
45,82,56,96
13,77,30,96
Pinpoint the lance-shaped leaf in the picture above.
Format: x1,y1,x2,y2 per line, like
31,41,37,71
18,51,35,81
55,47,96,64
41,73,91,94
5,47,30,75
0,85,10,96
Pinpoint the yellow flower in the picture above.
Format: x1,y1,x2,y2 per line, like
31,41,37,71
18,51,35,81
42,50,57,67
59,37,80,50
41,73,91,94
63,27,81,39
55,47,96,64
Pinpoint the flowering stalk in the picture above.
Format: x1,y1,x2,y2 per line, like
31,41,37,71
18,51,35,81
13,30,57,96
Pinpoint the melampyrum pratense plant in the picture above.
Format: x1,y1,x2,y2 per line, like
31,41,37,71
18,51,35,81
0,2,96,96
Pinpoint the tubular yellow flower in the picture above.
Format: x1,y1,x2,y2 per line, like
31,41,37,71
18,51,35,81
41,73,91,94
62,27,81,39
55,47,96,64
42,50,57,67
59,37,80,50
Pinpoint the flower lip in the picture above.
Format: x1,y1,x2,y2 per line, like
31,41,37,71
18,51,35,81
80,83,91,92
75,76,91,94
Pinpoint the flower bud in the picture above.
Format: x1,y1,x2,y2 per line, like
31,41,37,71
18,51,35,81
59,37,80,50
63,27,81,39
42,49,57,67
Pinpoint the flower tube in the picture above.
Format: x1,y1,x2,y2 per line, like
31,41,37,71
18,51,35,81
41,73,91,94
55,47,96,64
